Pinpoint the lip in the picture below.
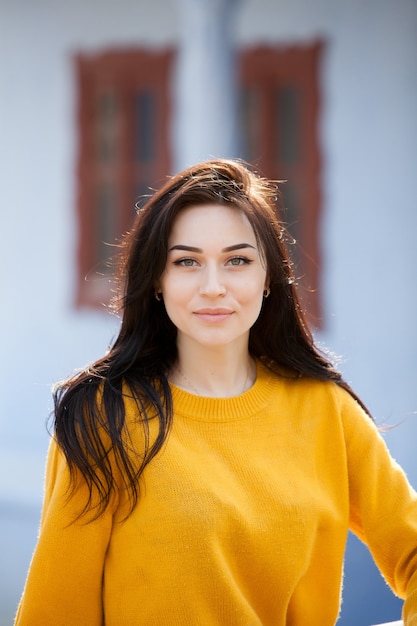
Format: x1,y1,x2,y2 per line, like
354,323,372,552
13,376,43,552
195,308,233,315
193,308,234,322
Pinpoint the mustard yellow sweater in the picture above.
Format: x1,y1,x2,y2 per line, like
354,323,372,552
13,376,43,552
15,363,417,625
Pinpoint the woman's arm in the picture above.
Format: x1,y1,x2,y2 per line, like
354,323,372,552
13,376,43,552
14,438,115,626
339,388,417,626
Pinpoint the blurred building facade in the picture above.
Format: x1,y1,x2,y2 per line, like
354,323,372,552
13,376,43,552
1,1,416,624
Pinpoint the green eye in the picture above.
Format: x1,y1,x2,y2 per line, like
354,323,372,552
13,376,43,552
173,258,197,267
229,257,251,266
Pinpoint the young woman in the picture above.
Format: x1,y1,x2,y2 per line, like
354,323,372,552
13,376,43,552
15,159,417,625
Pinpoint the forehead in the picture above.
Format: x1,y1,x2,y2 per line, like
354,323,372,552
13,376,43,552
169,203,257,243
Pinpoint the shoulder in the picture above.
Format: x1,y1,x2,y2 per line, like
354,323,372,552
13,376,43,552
258,359,336,399
259,360,370,427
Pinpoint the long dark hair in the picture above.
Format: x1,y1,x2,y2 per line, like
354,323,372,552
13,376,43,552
53,158,369,519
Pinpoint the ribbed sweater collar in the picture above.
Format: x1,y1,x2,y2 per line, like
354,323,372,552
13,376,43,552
170,361,276,423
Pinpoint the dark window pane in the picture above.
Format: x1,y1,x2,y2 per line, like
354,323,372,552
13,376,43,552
135,90,155,161
96,184,118,270
281,182,301,271
276,86,300,164
96,91,118,162
134,181,152,202
133,182,153,217
238,86,259,162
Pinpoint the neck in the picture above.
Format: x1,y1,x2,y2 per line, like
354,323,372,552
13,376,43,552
171,343,256,398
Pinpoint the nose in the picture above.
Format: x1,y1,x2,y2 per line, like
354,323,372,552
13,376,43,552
199,264,226,297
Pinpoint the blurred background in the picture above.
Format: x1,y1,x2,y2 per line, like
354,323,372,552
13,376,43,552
0,0,416,624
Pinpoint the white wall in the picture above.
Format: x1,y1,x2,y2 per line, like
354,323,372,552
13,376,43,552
322,1,417,473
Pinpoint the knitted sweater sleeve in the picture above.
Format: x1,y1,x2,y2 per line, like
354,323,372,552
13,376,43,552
14,438,115,626
339,387,417,625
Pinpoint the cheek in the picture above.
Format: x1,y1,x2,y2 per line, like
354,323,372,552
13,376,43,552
240,276,267,314
238,284,265,317
239,271,267,298
161,271,182,299
160,280,192,323
163,276,193,303
161,297,184,331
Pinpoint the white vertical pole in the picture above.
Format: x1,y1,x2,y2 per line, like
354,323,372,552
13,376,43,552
172,0,240,171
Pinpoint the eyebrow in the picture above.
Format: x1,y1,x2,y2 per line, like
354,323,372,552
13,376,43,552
168,243,256,253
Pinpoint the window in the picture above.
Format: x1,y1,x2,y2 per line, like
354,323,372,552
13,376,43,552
238,42,324,325
75,49,174,307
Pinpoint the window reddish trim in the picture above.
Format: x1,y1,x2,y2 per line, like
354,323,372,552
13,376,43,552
75,48,174,309
238,42,324,326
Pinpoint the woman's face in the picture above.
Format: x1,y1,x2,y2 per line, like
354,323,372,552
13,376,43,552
159,203,268,354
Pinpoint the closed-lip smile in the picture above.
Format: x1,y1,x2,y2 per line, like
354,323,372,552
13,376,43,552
194,308,234,322
195,308,233,315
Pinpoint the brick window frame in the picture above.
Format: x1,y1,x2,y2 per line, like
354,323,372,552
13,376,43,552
238,42,324,326
75,48,174,308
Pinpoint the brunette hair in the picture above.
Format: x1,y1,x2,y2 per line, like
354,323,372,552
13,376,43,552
53,158,368,519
